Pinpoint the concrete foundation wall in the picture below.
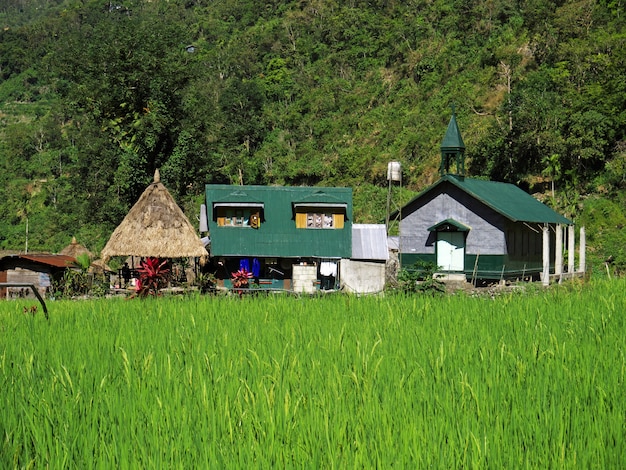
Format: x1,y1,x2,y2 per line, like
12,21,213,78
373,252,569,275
340,259,386,294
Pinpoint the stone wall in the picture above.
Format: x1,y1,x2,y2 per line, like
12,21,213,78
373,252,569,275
292,264,317,293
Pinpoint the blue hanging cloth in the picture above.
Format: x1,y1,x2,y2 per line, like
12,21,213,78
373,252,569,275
252,258,261,278
239,258,250,272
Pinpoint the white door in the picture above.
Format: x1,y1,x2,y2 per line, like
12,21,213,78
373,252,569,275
436,232,465,271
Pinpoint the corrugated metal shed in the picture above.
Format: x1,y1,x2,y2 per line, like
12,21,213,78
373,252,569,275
352,224,389,261
0,254,78,299
398,175,572,225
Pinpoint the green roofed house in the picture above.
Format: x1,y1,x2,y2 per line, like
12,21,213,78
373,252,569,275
396,111,584,284
204,185,352,292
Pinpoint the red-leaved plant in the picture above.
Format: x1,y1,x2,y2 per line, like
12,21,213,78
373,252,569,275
135,257,170,297
231,268,251,290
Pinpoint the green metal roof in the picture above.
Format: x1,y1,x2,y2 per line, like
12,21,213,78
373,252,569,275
427,218,471,232
293,190,346,205
205,185,353,258
214,189,264,205
400,175,572,225
440,113,465,150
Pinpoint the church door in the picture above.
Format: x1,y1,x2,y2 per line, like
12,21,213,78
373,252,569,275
436,232,465,271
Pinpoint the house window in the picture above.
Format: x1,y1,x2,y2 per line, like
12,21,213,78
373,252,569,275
216,208,261,228
308,212,333,228
295,212,344,229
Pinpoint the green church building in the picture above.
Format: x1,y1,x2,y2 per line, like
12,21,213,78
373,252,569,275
396,112,577,282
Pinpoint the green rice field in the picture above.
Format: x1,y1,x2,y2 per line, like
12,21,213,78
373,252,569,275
1,279,625,468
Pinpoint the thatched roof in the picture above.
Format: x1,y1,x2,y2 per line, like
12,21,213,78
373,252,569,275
89,258,113,274
101,169,208,262
60,237,93,259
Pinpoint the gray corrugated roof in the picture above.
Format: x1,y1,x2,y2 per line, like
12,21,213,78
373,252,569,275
352,224,389,260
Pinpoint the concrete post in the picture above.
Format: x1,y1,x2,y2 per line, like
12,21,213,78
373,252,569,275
568,225,575,274
579,226,586,274
555,224,563,282
542,224,550,286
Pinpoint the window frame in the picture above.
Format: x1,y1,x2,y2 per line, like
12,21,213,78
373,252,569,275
294,205,346,230
213,203,263,229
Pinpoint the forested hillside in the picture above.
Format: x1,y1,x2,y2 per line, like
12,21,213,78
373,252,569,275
1,0,625,272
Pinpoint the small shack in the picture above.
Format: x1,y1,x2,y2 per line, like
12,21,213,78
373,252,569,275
101,169,208,275
0,254,77,299
340,224,389,294
60,237,112,274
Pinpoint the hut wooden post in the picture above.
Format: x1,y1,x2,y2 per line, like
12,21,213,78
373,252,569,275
542,224,550,286
579,226,586,274
568,225,575,274
555,224,563,282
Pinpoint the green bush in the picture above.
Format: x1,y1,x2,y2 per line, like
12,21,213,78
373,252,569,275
396,261,445,295
578,195,626,276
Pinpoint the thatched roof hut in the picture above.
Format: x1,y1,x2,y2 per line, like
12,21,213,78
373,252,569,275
60,237,93,259
89,259,113,274
101,169,208,263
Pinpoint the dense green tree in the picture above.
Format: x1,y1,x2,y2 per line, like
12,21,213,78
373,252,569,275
0,0,624,268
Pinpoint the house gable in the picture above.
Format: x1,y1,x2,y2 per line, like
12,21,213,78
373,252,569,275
399,179,564,278
400,181,508,257
399,175,571,225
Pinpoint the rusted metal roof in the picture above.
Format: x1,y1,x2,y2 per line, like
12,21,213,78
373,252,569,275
0,254,77,269
22,254,77,267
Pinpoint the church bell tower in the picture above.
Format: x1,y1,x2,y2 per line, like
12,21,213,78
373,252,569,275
439,106,466,177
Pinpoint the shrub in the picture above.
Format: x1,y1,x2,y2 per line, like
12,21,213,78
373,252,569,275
231,268,251,289
396,261,445,295
135,258,170,297
195,272,217,293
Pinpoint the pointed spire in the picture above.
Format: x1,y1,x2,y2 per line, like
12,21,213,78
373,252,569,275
439,106,466,177
440,107,465,151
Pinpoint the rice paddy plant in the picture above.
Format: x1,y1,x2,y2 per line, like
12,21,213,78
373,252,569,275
1,278,625,468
